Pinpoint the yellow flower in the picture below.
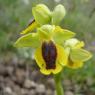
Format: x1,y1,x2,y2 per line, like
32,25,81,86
15,25,75,75
34,41,67,75
64,38,92,69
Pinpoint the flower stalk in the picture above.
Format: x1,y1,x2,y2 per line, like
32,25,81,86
54,72,64,95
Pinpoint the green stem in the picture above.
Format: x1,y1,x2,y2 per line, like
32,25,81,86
54,72,64,95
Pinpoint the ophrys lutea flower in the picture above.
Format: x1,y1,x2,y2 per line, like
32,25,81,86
14,4,93,95
15,25,75,75
64,38,92,69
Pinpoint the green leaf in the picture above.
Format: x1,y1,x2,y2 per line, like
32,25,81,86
70,48,92,62
14,33,40,48
53,29,75,44
52,4,66,25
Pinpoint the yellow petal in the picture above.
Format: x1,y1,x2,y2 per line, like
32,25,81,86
52,62,63,74
64,38,79,48
34,46,46,68
75,41,85,49
56,44,68,66
40,68,51,75
21,21,38,34
64,38,85,49
67,60,84,69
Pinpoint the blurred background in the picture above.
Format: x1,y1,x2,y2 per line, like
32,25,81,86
0,0,95,95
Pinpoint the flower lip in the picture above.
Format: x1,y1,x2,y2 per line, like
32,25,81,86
42,41,57,69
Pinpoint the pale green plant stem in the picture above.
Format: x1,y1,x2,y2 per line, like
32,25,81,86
54,72,64,95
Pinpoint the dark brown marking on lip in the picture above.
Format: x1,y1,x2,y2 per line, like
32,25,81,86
42,41,57,69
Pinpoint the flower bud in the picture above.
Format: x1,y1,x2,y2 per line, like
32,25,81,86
32,4,51,25
52,4,66,25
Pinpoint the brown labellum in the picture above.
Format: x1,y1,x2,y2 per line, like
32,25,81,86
42,41,57,69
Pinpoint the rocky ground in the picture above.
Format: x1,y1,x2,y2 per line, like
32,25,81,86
0,53,95,95
0,53,56,95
